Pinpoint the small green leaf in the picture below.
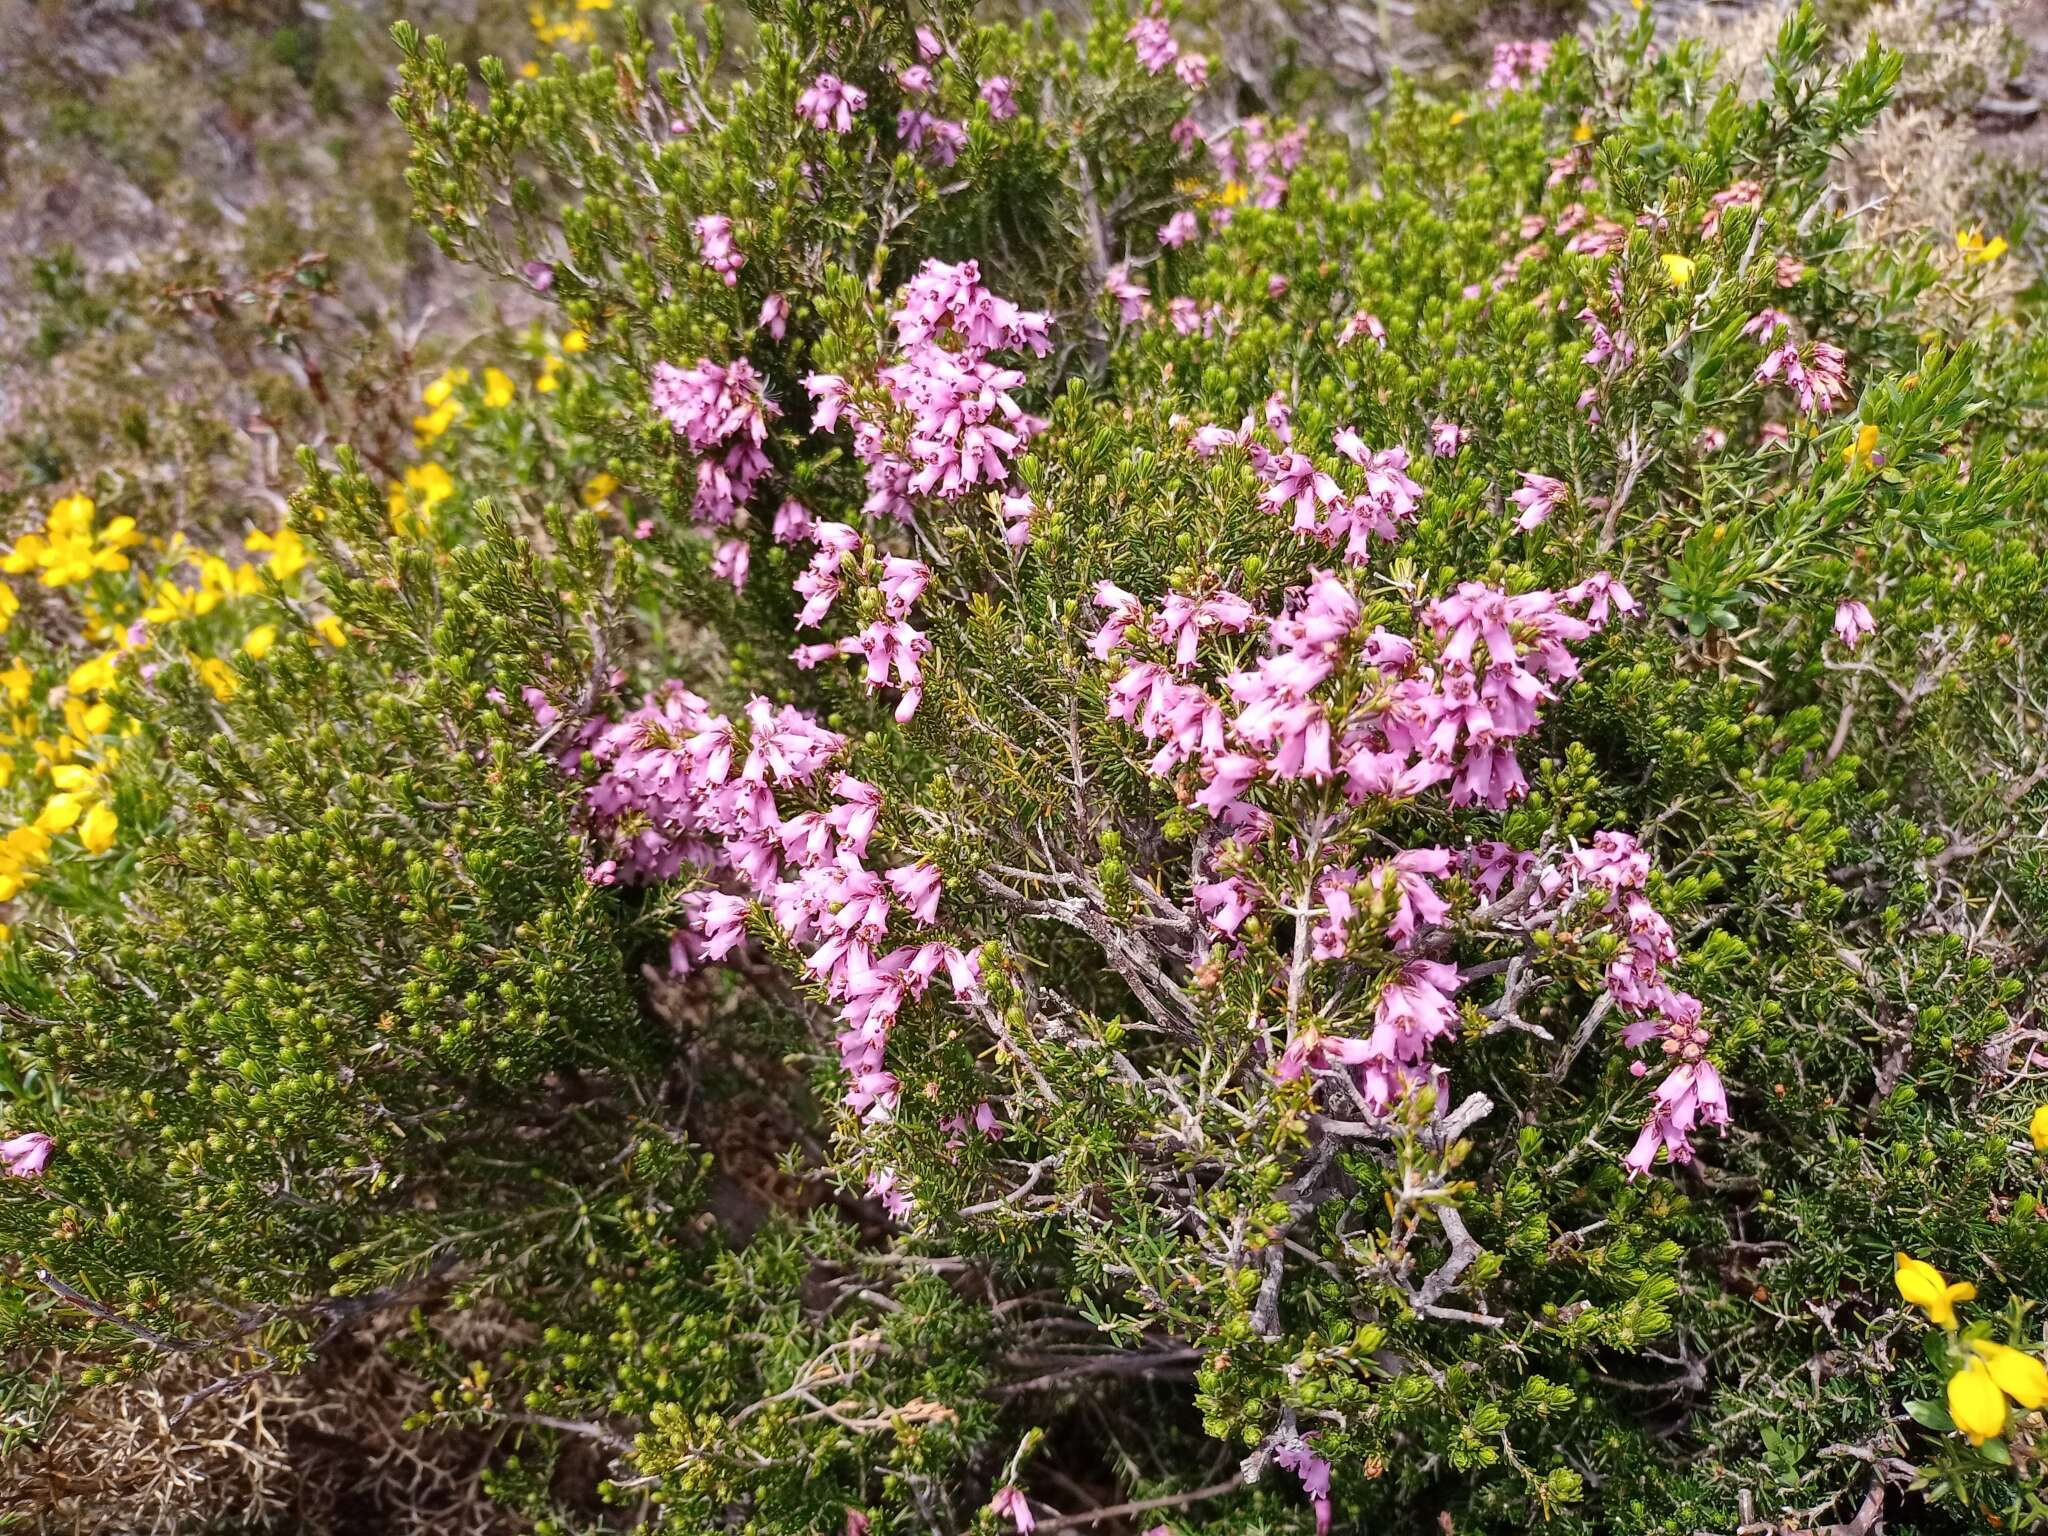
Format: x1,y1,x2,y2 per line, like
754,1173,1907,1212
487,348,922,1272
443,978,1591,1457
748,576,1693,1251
1925,1331,1956,1372
1904,1398,1954,1432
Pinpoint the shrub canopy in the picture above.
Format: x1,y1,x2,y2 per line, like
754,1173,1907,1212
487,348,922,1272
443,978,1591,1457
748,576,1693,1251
6,3,2048,1533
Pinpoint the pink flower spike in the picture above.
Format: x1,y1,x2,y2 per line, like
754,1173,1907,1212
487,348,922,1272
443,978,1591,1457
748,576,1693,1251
693,213,746,286
1126,11,1178,73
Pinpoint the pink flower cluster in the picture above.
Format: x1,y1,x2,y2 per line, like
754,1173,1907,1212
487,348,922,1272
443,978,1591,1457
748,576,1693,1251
1245,824,1721,1173
1100,560,1635,834
1753,326,1850,415
694,214,745,286
1702,178,1763,236
897,107,967,166
786,524,936,722
1510,471,1568,531
1098,544,1645,1140
989,1486,1035,1534
1833,597,1875,650
1487,38,1552,93
1125,8,1179,73
1190,407,1426,565
576,687,980,1152
1527,832,1726,1175
1274,1441,1333,1536
1207,117,1307,218
2,1130,52,1178
796,73,867,133
649,356,778,525
980,76,1018,119
806,258,1049,532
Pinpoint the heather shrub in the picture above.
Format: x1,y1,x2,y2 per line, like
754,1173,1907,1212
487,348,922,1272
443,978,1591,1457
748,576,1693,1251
9,3,2048,1534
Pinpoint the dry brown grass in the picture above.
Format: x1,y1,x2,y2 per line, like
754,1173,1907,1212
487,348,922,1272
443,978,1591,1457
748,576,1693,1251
2,1303,533,1536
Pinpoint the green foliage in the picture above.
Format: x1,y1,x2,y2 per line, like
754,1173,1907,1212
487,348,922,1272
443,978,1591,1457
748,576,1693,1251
10,3,2048,1535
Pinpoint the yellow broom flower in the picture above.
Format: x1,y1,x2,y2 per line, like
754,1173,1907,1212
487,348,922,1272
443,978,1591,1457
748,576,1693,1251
1971,1340,2048,1412
1895,1252,1975,1328
1948,1357,2008,1445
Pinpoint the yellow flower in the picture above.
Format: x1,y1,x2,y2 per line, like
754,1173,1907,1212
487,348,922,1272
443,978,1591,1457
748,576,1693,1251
1844,423,1879,470
1661,253,1697,288
48,764,94,793
142,578,206,624
535,356,563,394
1572,119,1593,144
66,652,119,696
2031,1103,2048,1150
46,494,94,539
1972,1339,2048,1410
1448,110,1468,126
561,330,588,354
243,625,279,660
483,367,516,408
36,794,83,835
67,699,112,737
405,462,456,509
209,557,260,600
0,826,51,899
582,473,620,508
0,584,16,635
1957,228,2009,265
78,802,117,856
421,368,470,408
314,615,347,648
413,400,462,444
1,533,46,576
1949,1358,2009,1445
519,60,541,78
245,526,309,582
197,657,238,700
1896,1252,1976,1329
0,660,31,704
